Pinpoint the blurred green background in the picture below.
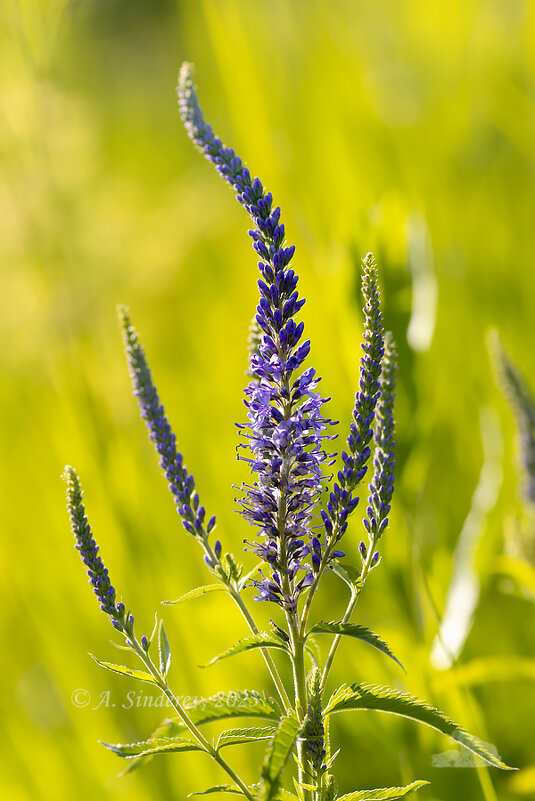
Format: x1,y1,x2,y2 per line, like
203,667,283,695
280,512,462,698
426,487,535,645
1,1,535,799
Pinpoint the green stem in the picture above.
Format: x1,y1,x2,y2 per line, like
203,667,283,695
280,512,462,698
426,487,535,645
203,539,291,712
320,538,377,692
131,635,255,801
229,584,292,712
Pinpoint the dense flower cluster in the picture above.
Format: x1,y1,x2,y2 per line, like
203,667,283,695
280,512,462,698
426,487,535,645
363,331,397,550
178,63,337,612
63,466,127,631
324,254,385,544
119,307,216,544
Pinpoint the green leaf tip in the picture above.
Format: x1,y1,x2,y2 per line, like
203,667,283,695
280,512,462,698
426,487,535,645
325,683,515,770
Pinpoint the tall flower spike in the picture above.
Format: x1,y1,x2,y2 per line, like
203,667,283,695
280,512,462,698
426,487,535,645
63,466,126,631
325,253,384,542
363,331,397,547
489,330,535,506
178,63,335,611
119,306,217,546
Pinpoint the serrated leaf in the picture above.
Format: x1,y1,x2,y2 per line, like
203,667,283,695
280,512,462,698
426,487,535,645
90,655,158,685
202,632,290,667
324,683,515,770
158,621,171,677
162,585,226,605
261,713,300,801
120,690,281,774
337,780,429,800
101,736,206,758
308,622,404,671
216,726,277,750
189,786,257,797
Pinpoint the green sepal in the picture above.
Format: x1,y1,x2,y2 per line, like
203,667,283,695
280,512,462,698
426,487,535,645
261,712,301,801
307,622,404,671
162,585,226,605
325,683,515,770
336,781,430,800
101,735,206,758
216,726,277,750
202,632,291,667
90,654,158,685
158,621,171,678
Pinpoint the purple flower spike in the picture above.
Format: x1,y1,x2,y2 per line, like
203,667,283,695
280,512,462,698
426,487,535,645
119,306,217,549
63,466,123,628
327,254,385,543
178,63,336,612
363,332,397,544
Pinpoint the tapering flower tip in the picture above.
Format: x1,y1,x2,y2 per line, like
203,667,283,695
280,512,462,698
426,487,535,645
363,331,397,543
303,668,326,777
488,328,535,505
63,466,123,628
326,253,385,539
141,635,149,651
118,305,215,539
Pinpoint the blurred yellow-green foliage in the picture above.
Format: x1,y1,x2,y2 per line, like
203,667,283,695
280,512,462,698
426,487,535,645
1,1,535,799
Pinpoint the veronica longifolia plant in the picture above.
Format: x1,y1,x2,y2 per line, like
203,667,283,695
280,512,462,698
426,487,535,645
64,64,514,801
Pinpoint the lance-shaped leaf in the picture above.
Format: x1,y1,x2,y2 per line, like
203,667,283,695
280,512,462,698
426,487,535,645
158,621,171,678
101,736,206,758
163,585,227,605
337,780,429,801
217,726,277,751
324,683,515,770
90,655,159,685
121,690,282,774
307,622,404,671
202,632,291,667
331,562,363,592
261,713,301,801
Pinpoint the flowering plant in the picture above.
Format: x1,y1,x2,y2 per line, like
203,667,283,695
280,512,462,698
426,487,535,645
64,64,513,801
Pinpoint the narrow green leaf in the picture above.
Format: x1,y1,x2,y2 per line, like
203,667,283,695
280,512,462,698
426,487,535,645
202,632,290,667
325,683,515,770
101,736,206,758
162,585,226,605
217,726,277,750
238,562,264,591
331,563,363,591
337,780,430,800
261,713,301,801
90,655,158,685
158,621,171,678
308,622,404,671
120,690,281,774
